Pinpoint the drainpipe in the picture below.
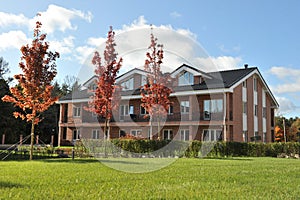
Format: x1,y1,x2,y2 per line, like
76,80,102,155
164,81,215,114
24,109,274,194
223,92,227,141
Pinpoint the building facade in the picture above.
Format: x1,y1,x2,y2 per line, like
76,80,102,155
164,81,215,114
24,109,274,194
57,64,278,145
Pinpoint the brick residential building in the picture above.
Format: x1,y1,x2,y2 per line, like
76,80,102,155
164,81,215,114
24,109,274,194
57,64,278,145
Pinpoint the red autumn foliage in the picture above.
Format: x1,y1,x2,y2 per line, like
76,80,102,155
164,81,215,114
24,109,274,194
141,28,173,140
1,20,59,160
84,26,122,139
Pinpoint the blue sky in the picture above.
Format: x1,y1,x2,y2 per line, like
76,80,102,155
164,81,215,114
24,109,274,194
1,0,300,117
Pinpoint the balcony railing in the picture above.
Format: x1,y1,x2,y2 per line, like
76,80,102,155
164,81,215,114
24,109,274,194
81,112,224,123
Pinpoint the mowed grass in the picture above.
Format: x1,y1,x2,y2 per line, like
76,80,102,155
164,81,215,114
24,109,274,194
1,157,300,199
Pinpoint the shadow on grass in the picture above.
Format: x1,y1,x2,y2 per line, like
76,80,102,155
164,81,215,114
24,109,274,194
202,157,254,161
0,181,26,188
40,158,99,164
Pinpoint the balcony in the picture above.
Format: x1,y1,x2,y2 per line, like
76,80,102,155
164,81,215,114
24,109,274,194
81,112,224,123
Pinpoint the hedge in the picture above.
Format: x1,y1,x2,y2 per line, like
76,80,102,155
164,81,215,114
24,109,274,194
79,139,300,158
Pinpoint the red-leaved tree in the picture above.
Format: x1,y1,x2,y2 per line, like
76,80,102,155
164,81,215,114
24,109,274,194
2,20,59,160
85,26,122,140
141,29,173,140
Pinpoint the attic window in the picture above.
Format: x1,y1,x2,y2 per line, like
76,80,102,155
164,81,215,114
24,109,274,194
179,71,194,86
121,78,134,91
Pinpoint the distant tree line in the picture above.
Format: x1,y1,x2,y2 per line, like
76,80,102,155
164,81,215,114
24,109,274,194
275,116,300,142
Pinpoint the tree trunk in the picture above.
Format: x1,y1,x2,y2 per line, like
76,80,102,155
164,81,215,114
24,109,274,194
157,117,161,141
30,120,35,160
149,115,153,140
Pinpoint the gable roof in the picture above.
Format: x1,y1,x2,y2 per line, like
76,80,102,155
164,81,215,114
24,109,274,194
116,68,148,83
171,63,213,79
58,64,278,108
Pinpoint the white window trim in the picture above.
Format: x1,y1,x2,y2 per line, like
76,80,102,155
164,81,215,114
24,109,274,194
73,106,81,117
180,129,190,141
163,129,172,140
130,129,142,137
202,129,222,142
180,100,190,114
92,129,100,139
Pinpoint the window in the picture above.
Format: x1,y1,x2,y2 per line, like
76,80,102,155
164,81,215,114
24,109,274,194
140,105,148,115
243,102,247,114
73,129,80,140
203,130,222,142
263,107,267,118
204,99,223,119
243,131,248,142
263,132,266,143
141,75,147,86
121,78,134,91
163,130,173,140
180,129,189,141
131,130,142,137
168,105,173,115
180,101,190,114
254,105,258,116
253,77,257,91
73,106,81,117
242,80,247,88
119,130,126,137
92,129,100,139
179,71,194,85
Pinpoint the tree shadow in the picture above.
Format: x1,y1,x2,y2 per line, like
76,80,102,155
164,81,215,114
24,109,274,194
0,181,25,188
40,158,99,164
202,157,254,161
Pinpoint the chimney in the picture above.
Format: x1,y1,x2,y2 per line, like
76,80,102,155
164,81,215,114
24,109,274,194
244,64,248,69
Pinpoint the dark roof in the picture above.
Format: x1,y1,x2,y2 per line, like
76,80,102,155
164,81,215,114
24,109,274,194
208,67,257,88
59,66,257,102
172,63,213,78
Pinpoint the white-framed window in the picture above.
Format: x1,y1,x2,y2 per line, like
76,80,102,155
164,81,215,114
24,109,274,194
180,129,189,141
253,77,257,92
92,129,100,139
204,99,223,114
254,105,258,116
121,77,134,91
73,106,81,117
203,129,222,142
263,107,267,118
163,129,173,140
243,102,247,114
140,105,148,115
263,132,266,143
131,130,142,137
73,129,80,140
141,75,147,86
242,80,247,88
179,71,194,86
180,101,190,114
243,131,248,142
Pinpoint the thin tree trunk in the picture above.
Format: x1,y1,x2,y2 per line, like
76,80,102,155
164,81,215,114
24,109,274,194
30,120,35,160
158,116,161,141
149,115,153,140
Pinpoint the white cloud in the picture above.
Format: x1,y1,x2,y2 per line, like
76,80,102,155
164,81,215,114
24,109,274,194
194,56,242,72
77,15,243,82
0,12,28,27
49,36,75,54
269,66,300,93
30,4,93,33
170,11,182,19
75,45,95,64
276,96,299,116
0,31,29,51
87,37,106,47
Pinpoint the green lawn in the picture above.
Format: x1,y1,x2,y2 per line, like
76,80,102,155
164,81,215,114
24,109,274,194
1,157,299,199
